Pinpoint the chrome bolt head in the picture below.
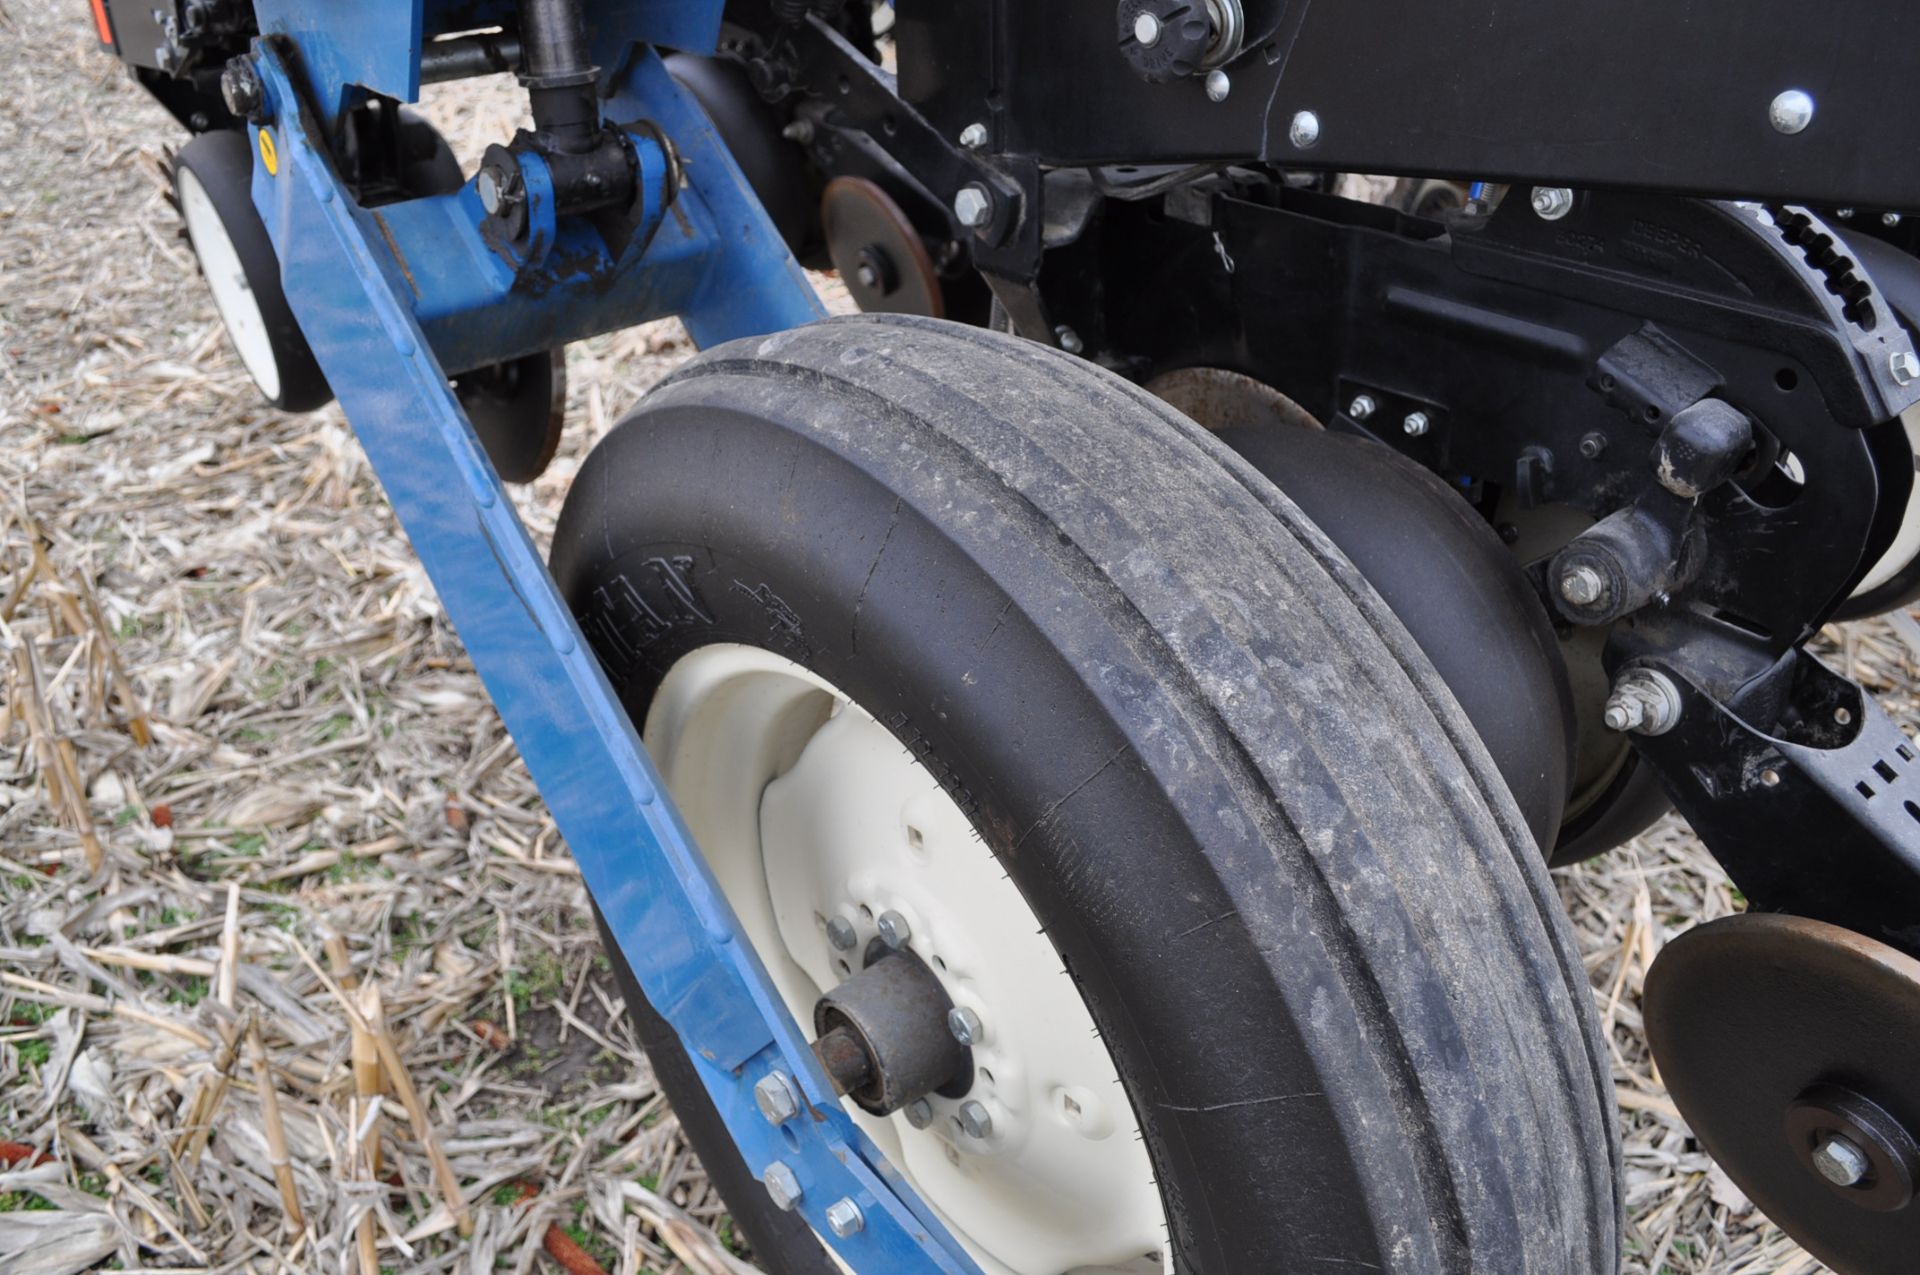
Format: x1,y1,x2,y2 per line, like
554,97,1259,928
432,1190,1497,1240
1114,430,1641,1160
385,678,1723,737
1055,325,1085,355
876,909,911,948
1288,110,1321,149
1886,212,1905,228
1133,12,1163,46
1402,410,1431,437
763,1161,802,1211
1770,89,1815,135
903,1098,934,1129
1531,186,1575,221
1347,393,1376,421
959,122,989,150
1892,351,1920,386
754,1071,800,1124
957,1099,993,1139
825,916,859,952
954,184,993,230
947,1006,983,1047
1205,69,1231,103
825,1197,866,1237
1811,1133,1871,1187
1559,564,1607,607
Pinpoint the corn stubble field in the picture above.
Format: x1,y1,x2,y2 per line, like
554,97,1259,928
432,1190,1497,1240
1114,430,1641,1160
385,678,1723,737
0,5,1907,1273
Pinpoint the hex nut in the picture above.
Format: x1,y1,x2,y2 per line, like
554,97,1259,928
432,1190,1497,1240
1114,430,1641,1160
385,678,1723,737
1812,1133,1871,1187
959,122,989,150
903,1098,934,1129
1347,394,1376,421
953,184,993,230
754,1071,800,1125
1892,351,1920,387
1402,411,1431,437
1603,669,1684,737
1558,564,1607,608
220,58,267,124
1530,187,1575,221
957,1099,993,1139
876,910,911,947
825,916,859,952
825,1197,866,1237
763,1161,802,1211
947,1006,983,1047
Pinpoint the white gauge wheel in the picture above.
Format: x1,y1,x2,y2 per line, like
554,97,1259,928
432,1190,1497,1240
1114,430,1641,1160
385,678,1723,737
176,164,283,403
1851,404,1920,598
645,644,1170,1275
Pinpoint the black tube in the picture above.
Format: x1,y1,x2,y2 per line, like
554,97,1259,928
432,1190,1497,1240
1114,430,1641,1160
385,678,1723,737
419,33,522,84
517,0,598,151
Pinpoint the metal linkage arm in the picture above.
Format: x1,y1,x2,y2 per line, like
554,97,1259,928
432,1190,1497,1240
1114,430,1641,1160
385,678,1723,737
233,17,976,1273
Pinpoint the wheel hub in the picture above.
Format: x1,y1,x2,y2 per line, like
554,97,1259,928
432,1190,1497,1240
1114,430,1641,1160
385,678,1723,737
645,645,1169,1274
1645,913,1920,1275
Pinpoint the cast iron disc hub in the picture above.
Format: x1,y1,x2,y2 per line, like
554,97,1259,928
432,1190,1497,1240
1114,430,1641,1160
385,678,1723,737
812,942,973,1115
1645,913,1920,1274
821,176,944,318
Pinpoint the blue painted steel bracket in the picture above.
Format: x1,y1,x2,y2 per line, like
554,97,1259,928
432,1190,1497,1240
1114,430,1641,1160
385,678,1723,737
239,17,978,1275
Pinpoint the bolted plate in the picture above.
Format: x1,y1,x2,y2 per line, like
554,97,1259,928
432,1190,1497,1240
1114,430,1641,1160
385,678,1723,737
820,176,944,319
1644,913,1920,1275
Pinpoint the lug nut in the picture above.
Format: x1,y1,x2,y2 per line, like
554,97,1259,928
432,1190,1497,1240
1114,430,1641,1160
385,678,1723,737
755,1071,800,1124
1530,186,1575,221
957,1099,993,1139
876,910,911,948
1559,564,1607,608
825,1197,866,1237
1811,1132,1871,1187
947,1006,983,1047
903,1098,934,1129
762,1161,802,1211
954,184,993,230
825,916,859,952
1402,411,1430,437
959,121,989,150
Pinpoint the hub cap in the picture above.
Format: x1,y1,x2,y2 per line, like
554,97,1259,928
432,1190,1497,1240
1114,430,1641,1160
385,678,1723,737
645,645,1170,1275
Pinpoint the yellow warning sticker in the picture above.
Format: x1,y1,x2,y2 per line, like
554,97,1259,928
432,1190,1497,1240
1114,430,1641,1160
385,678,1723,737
258,128,278,177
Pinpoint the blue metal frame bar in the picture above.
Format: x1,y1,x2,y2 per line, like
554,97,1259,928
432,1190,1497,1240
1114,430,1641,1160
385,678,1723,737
238,6,978,1269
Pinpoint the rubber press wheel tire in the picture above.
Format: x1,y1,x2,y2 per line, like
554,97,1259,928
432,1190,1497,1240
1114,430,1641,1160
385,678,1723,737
173,129,331,412
551,316,1620,1273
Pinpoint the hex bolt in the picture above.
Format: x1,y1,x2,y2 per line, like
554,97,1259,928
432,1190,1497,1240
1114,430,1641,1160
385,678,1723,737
1885,212,1905,228
959,121,989,150
1402,411,1431,437
1578,432,1608,460
1892,351,1920,386
957,1099,994,1139
1770,89,1815,135
1347,393,1377,421
1559,564,1607,608
754,1071,800,1125
825,1197,866,1238
1133,12,1163,46
876,910,911,948
947,1006,983,1047
1603,669,1684,737
953,184,993,230
1289,110,1321,149
1205,69,1231,103
762,1161,802,1211
903,1098,934,1129
855,261,880,289
781,118,815,144
1811,1133,1871,1187
825,916,859,952
1055,325,1085,355
220,57,268,124
1531,187,1575,221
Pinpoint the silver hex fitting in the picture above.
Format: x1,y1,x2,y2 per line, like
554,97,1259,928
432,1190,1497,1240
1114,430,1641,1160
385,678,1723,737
1603,669,1684,736
763,1161,802,1211
754,1070,800,1124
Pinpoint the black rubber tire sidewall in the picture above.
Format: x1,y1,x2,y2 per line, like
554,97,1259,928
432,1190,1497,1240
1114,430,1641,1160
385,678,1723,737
173,130,332,413
553,316,1620,1274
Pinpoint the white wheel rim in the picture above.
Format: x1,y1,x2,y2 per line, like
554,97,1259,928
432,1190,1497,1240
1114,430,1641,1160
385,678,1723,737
177,165,283,403
1851,404,1920,598
646,645,1171,1275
